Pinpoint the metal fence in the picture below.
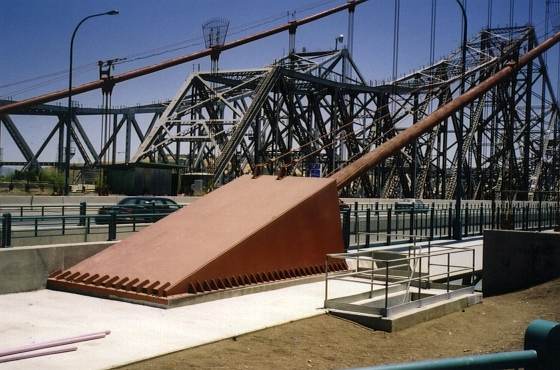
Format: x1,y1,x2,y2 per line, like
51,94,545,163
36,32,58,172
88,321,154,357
0,212,170,247
341,201,560,250
0,200,558,248
0,202,187,218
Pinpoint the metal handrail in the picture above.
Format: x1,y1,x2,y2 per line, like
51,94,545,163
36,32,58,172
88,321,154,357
327,245,473,262
0,210,182,247
350,350,538,370
325,243,476,316
349,319,559,370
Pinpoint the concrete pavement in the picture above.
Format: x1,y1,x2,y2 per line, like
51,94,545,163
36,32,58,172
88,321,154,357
0,279,368,370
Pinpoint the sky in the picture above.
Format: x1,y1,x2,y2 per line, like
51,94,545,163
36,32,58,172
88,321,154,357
0,0,556,164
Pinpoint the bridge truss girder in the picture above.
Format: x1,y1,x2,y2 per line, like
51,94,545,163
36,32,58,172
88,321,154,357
2,26,559,201
132,26,560,200
0,102,164,177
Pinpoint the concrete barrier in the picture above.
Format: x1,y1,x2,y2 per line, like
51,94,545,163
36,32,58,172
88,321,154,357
0,195,33,205
483,230,560,296
0,241,117,294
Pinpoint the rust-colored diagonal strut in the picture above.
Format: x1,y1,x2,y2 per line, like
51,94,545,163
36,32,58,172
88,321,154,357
330,30,560,189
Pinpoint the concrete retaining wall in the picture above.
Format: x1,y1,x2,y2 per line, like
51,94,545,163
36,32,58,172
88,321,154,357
0,241,116,294
483,230,560,296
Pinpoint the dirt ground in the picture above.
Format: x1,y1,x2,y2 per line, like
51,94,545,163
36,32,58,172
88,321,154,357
117,279,560,370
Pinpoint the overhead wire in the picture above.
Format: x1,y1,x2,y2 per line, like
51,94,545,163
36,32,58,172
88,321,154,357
487,0,493,29
430,0,437,65
0,63,97,90
112,0,342,66
0,0,341,98
391,0,400,82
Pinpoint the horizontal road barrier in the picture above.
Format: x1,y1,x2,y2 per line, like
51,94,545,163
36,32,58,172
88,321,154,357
0,200,558,248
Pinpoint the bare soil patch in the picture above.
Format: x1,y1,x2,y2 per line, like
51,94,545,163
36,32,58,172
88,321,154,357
117,279,560,370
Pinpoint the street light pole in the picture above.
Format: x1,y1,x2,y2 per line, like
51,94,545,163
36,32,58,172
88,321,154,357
64,10,119,195
454,0,467,240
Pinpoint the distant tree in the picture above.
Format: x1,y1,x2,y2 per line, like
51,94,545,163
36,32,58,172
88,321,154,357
39,168,64,194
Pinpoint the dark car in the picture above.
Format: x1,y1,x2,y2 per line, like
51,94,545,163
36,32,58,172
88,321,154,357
95,197,181,224
394,199,429,214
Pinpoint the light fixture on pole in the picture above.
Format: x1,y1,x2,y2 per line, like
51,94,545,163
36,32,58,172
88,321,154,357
453,0,467,240
64,10,119,195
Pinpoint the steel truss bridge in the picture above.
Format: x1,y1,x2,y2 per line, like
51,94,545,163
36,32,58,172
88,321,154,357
1,22,559,201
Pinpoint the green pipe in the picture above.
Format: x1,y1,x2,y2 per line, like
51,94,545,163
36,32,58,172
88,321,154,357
350,350,538,370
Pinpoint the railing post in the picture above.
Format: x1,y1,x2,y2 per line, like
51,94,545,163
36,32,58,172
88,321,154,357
417,254,422,303
554,203,560,227
542,203,552,228
491,199,496,229
524,319,560,370
354,207,359,244
108,211,117,241
61,205,65,235
537,199,542,231
409,206,414,243
342,209,351,251
5,213,11,247
448,206,453,239
324,258,329,308
430,206,435,241
471,249,476,286
446,252,450,293
524,204,528,230
1,213,12,248
512,205,517,230
479,203,483,235
375,202,380,241
78,201,86,226
384,260,389,316
464,203,469,237
365,208,371,248
386,208,392,246
497,203,502,229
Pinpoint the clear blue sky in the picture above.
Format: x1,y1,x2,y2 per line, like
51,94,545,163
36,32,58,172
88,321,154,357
0,0,555,163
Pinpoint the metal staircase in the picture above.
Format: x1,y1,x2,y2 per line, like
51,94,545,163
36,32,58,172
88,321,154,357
445,97,485,199
381,162,400,198
415,126,439,199
528,108,557,200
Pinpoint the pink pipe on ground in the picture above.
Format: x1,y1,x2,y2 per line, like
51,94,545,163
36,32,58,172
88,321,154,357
0,346,77,363
0,331,110,358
